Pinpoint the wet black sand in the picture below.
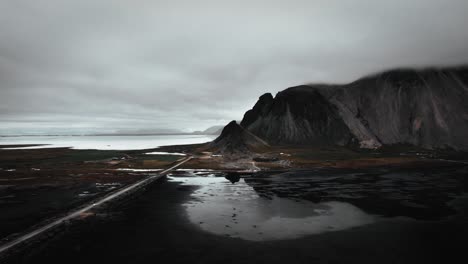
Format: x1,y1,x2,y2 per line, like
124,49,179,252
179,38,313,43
5,165,468,264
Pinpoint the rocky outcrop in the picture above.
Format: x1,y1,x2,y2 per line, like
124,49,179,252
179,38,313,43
208,121,270,155
240,87,355,146
240,66,468,150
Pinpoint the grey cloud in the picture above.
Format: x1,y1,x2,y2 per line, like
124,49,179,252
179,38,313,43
1,0,468,134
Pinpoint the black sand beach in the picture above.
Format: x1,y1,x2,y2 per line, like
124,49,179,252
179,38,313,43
4,164,467,264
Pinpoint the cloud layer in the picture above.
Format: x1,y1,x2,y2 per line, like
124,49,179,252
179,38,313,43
1,0,468,134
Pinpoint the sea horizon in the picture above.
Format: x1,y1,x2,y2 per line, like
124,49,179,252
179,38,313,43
0,134,217,150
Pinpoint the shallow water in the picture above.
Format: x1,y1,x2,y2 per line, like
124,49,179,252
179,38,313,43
168,165,468,241
145,151,187,156
0,134,215,150
169,172,375,241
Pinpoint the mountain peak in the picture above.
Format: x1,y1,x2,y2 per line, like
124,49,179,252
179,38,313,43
209,121,269,156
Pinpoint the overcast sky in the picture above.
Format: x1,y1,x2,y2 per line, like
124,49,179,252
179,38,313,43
1,0,468,135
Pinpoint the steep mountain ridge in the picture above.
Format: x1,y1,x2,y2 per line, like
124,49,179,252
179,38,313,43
240,66,468,150
240,87,355,146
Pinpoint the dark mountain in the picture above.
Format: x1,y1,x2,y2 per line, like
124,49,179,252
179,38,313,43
208,121,270,155
240,66,468,150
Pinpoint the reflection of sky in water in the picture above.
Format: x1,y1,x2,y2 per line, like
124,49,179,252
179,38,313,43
168,173,375,241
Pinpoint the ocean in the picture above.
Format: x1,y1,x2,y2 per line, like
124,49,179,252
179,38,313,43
0,134,216,150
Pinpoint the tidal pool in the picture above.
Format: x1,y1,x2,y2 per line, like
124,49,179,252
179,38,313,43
168,172,375,241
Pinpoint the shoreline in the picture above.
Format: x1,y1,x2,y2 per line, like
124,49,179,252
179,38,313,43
1,144,467,263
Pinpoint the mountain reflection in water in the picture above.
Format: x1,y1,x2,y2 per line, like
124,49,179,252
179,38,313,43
168,173,374,241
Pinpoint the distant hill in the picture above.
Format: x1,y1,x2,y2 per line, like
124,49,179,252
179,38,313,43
192,125,224,135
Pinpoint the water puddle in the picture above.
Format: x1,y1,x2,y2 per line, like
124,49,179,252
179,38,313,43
169,174,375,241
115,168,163,172
145,152,186,156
